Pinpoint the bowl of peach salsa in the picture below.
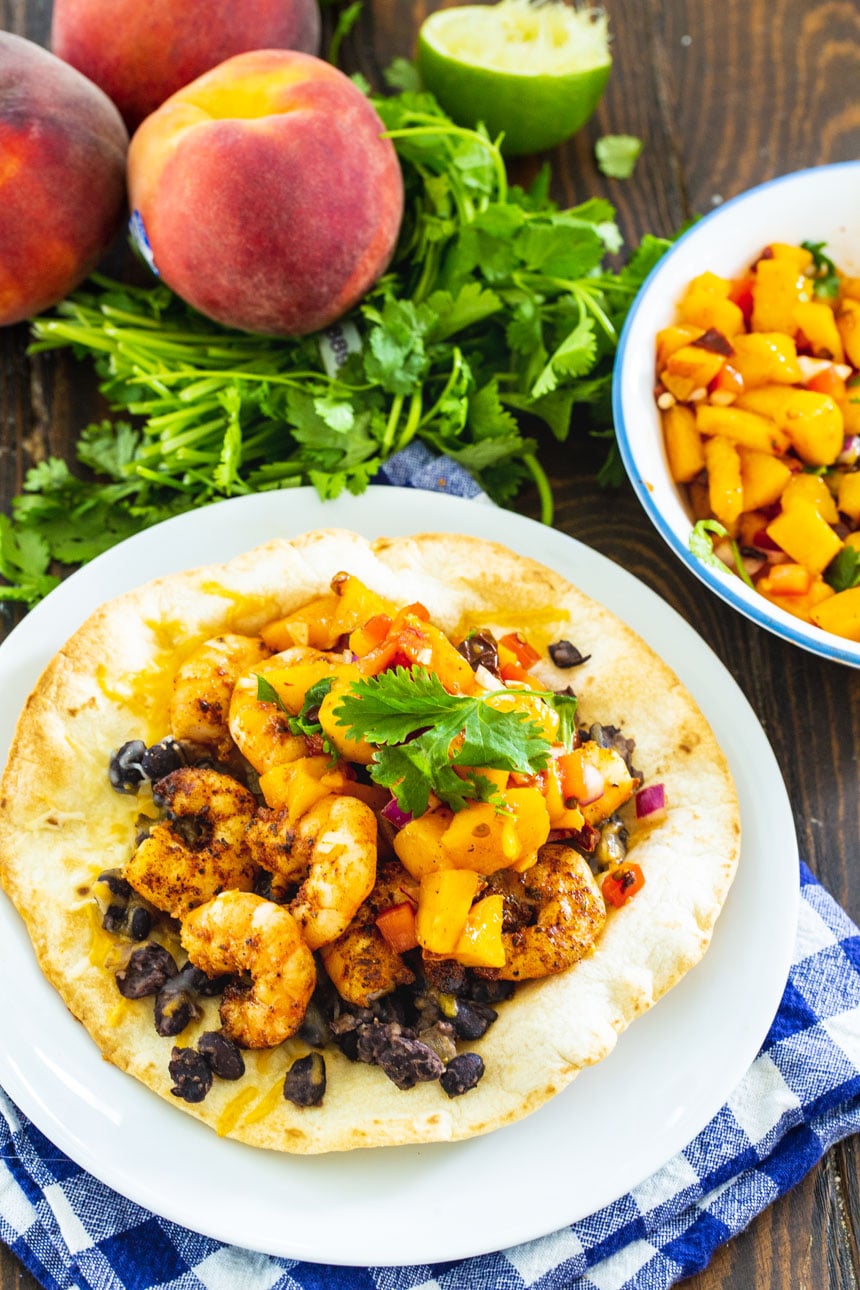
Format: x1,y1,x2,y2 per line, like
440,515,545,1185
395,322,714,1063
612,162,860,667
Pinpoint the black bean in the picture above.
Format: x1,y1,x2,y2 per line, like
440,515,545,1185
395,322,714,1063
376,1034,445,1090
284,1053,326,1107
97,868,132,898
102,902,128,935
465,975,514,1005
451,999,498,1041
169,1046,213,1103
298,998,332,1049
109,740,147,794
356,1020,410,1066
548,640,591,669
140,738,185,781
198,1031,245,1080
128,905,152,941
440,1052,485,1098
154,965,204,1037
115,943,178,999
457,630,499,674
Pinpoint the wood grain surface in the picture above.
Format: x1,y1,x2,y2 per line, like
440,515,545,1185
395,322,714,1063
2,1,860,1286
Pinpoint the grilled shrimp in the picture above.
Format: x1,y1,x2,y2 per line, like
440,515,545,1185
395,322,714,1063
125,767,256,919
181,891,316,1048
289,794,378,951
485,843,606,981
320,860,418,1007
227,649,318,774
169,634,270,754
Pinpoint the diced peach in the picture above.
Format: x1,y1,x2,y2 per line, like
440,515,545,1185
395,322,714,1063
656,324,704,368
780,473,839,524
766,499,843,574
757,574,835,623
837,472,860,522
737,387,843,466
765,243,814,270
704,435,744,532
453,894,506,968
809,586,860,641
394,808,454,879
416,869,481,955
662,404,705,483
696,404,790,454
730,332,802,387
793,301,844,362
751,257,811,333
737,446,792,511
837,300,860,370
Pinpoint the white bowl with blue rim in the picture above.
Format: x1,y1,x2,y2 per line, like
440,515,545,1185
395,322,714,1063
612,160,860,668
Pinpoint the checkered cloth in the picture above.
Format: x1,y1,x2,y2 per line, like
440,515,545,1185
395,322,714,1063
3,450,860,1288
3,862,860,1290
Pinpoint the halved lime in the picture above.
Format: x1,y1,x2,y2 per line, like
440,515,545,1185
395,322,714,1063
417,0,611,157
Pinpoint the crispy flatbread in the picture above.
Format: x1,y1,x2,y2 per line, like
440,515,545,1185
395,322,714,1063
0,529,739,1152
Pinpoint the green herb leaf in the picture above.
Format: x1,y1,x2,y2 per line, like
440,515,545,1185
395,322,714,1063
288,677,335,739
801,240,841,299
332,665,555,814
595,135,644,180
826,545,860,593
689,518,755,589
256,675,289,710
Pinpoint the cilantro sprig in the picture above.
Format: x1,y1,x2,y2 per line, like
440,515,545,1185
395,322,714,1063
689,519,755,589
801,240,841,300
332,665,576,816
255,674,334,744
3,73,671,608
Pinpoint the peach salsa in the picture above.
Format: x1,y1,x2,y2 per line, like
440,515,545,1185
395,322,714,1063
655,240,860,641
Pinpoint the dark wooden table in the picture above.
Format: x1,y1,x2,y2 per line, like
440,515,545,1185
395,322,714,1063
2,1,860,1286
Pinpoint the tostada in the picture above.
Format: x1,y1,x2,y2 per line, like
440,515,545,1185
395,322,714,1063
0,529,740,1152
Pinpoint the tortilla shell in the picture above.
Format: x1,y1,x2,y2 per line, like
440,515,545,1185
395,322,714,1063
0,529,740,1152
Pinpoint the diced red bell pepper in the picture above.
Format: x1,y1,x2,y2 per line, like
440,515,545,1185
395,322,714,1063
375,901,419,953
500,659,531,684
350,613,392,657
499,631,541,669
728,276,755,323
601,863,645,908
806,365,847,400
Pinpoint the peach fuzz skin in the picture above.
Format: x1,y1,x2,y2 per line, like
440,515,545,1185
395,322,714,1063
0,33,128,327
127,51,405,337
51,0,321,132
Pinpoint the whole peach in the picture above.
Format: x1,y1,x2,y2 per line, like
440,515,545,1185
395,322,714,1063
0,33,128,327
127,51,404,337
51,0,322,131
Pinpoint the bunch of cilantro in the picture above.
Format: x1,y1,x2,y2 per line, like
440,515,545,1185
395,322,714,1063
1,67,669,607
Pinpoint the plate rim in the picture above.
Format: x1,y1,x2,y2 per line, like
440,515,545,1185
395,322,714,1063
0,487,799,1266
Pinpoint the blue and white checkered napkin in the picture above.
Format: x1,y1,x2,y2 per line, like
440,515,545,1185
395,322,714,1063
3,861,860,1290
3,448,860,1289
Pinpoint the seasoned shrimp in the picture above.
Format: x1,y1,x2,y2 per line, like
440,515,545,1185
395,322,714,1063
227,648,321,774
169,634,270,754
320,860,418,1007
289,794,378,951
181,891,316,1048
125,767,256,918
485,843,606,981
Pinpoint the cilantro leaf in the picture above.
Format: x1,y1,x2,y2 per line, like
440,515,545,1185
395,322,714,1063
826,545,860,593
689,519,755,589
801,240,841,299
595,135,644,180
0,515,59,605
332,666,556,814
288,677,335,739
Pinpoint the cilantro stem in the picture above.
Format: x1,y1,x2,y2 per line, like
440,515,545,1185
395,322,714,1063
382,123,508,205
419,348,465,426
523,453,554,525
382,394,405,452
395,391,424,452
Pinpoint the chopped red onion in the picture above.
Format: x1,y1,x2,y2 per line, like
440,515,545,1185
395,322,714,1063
837,435,860,467
635,783,666,821
381,798,412,830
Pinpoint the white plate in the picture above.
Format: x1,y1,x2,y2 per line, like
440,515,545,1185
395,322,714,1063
0,488,798,1267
